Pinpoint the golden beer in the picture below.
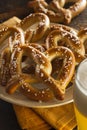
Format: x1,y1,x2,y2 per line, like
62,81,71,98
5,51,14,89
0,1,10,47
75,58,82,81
74,105,87,130
73,59,87,130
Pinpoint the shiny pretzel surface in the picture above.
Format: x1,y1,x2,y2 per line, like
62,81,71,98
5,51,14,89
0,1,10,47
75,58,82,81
28,0,87,24
0,12,87,102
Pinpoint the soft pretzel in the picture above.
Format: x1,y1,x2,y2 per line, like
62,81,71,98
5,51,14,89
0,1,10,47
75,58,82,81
0,26,25,85
36,46,75,100
0,26,25,52
6,74,54,101
18,13,50,42
45,28,85,63
6,44,75,100
10,44,52,77
50,23,78,35
49,0,87,24
78,27,87,55
0,47,11,86
6,45,54,101
29,43,46,52
28,0,87,24
22,43,46,75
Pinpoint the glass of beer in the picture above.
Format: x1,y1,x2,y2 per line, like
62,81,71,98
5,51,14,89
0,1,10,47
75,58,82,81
73,58,87,130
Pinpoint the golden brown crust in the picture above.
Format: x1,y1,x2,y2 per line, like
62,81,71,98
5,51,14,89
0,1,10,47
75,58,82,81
0,47,11,86
6,74,54,101
18,13,50,42
7,44,54,101
6,44,75,100
78,28,87,56
1,12,86,102
28,0,87,24
36,46,75,100
0,25,25,62
45,28,85,63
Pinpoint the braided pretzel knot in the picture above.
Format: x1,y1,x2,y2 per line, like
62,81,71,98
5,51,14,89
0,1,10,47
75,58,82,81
6,44,75,101
45,27,85,64
18,13,50,42
35,46,75,100
0,26,25,86
28,0,87,24
6,45,54,101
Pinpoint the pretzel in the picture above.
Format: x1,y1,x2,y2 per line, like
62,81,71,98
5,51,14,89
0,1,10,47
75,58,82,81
6,74,54,101
6,44,75,100
35,46,75,100
78,28,87,55
45,28,85,63
28,0,87,24
49,0,87,24
0,26,25,52
0,47,11,86
18,12,50,42
6,45,54,101
0,26,25,86
29,43,46,52
50,23,78,35
22,43,46,75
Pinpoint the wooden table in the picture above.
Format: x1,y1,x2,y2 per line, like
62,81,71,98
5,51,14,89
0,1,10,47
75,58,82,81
0,99,77,130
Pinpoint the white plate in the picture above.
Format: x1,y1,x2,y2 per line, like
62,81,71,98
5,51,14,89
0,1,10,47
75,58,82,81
0,85,73,108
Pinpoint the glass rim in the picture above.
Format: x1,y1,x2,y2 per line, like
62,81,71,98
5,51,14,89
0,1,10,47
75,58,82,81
75,58,87,92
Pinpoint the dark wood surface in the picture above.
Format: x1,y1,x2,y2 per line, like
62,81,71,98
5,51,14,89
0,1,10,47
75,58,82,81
0,1,87,130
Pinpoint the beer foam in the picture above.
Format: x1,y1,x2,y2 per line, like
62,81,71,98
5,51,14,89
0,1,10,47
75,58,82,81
77,59,87,92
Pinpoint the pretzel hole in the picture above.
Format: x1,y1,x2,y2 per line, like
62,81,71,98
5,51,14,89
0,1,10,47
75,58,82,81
57,39,66,46
44,0,51,4
22,64,35,74
51,58,63,78
64,2,74,9
56,39,71,50
22,56,36,74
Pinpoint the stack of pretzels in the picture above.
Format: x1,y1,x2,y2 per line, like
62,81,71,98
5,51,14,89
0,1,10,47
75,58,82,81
0,10,87,102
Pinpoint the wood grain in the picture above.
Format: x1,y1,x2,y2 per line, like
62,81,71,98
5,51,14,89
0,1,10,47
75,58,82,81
33,103,77,130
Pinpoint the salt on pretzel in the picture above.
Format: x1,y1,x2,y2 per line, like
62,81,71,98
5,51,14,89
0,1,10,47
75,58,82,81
22,43,46,75
35,46,75,100
10,44,52,76
78,28,87,55
49,0,87,24
0,26,25,86
6,74,54,101
28,0,87,24
6,45,54,101
18,13,50,42
0,26,25,52
50,23,78,35
29,43,46,52
45,28,85,63
0,47,11,86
